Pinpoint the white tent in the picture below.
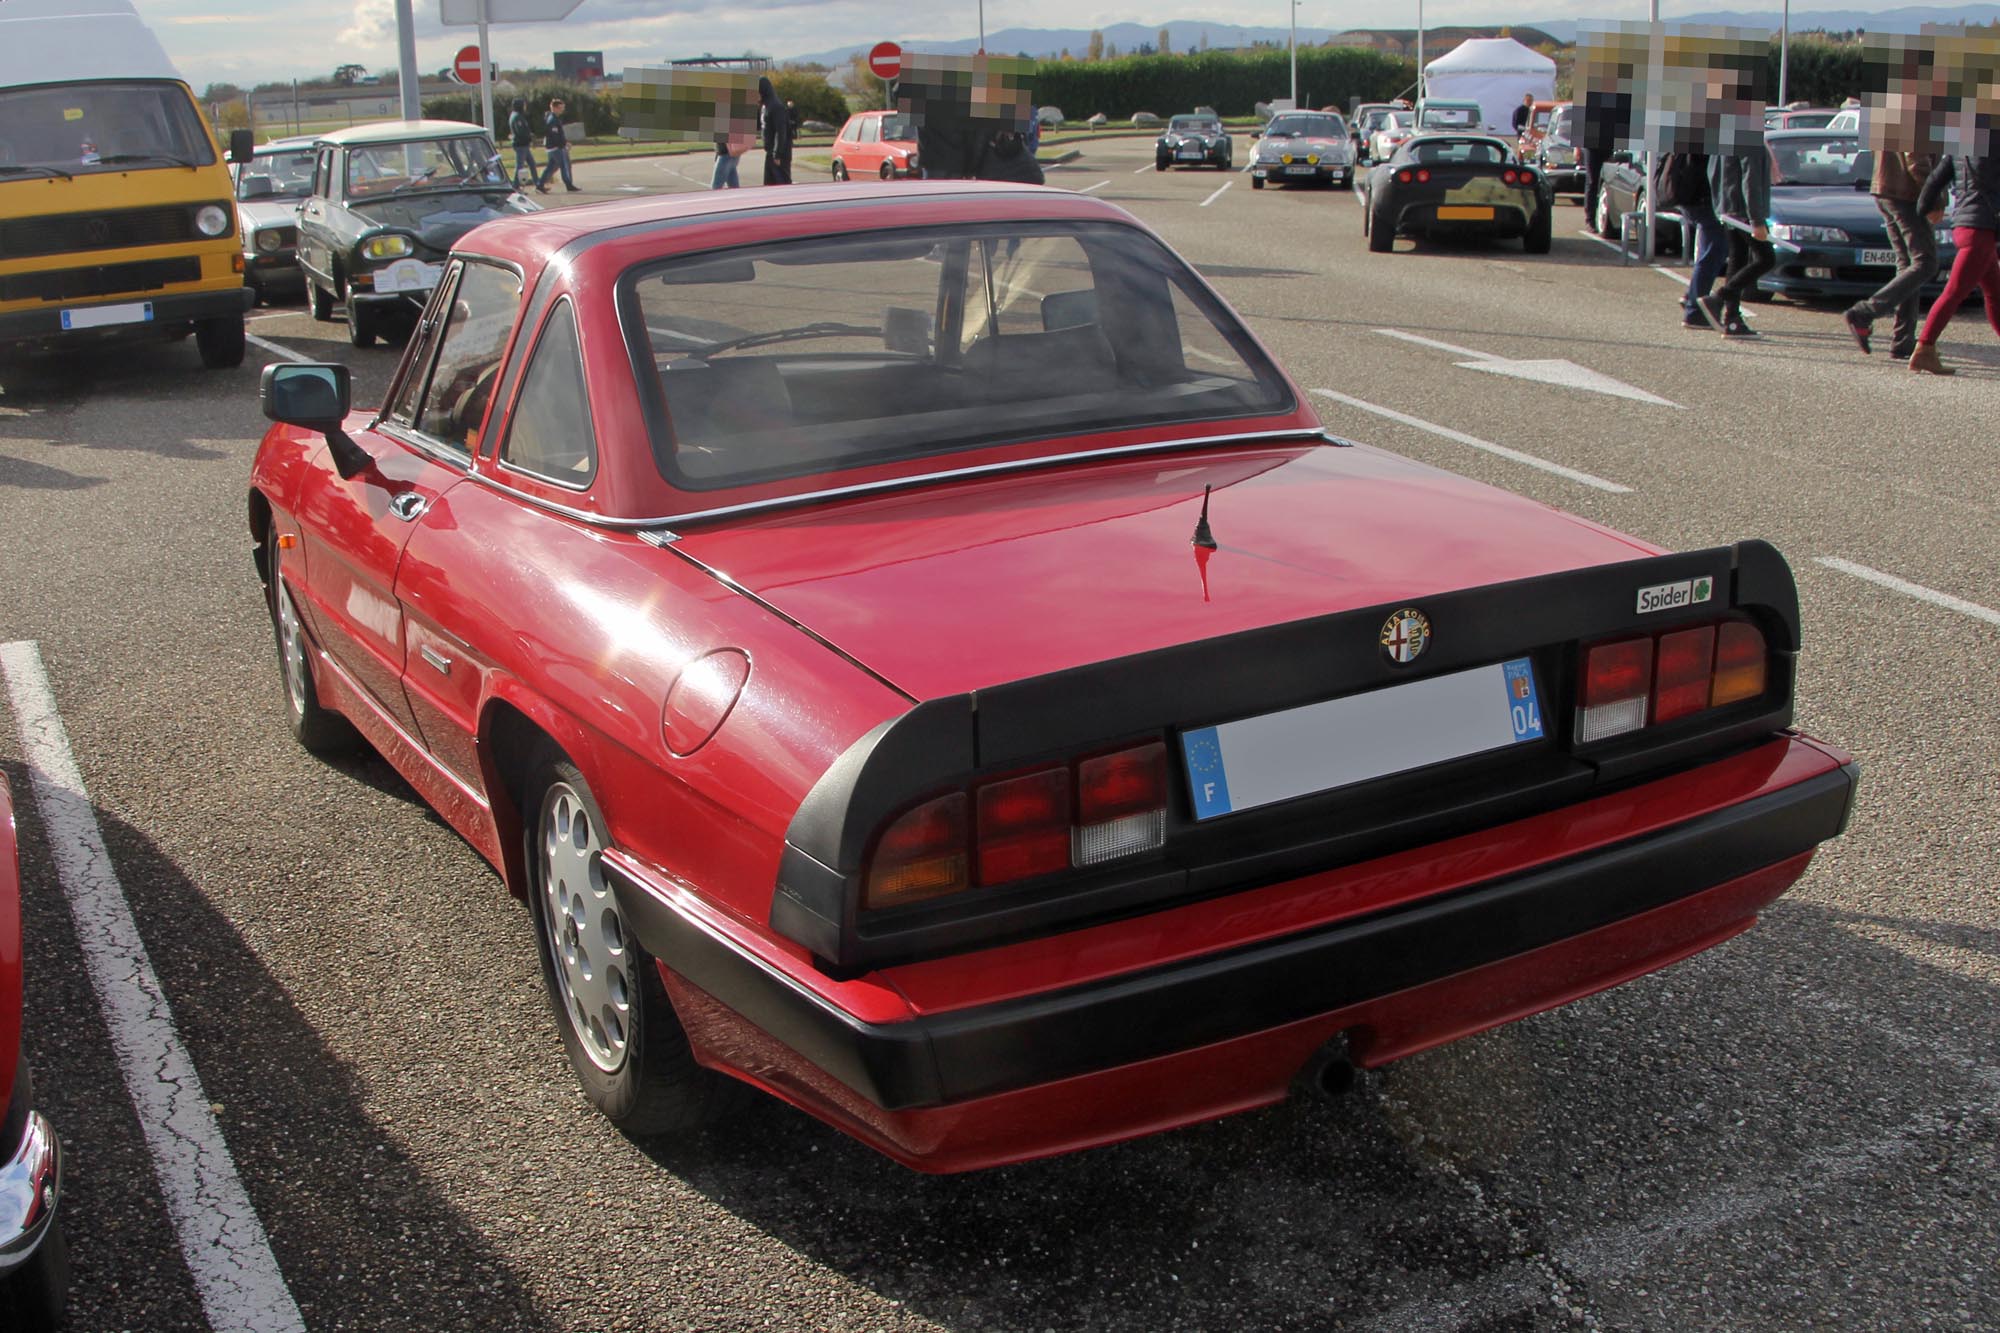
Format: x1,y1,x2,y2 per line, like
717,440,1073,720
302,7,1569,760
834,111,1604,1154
1421,38,1557,134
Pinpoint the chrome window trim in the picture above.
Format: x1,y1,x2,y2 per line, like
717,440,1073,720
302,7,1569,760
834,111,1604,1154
468,426,1346,532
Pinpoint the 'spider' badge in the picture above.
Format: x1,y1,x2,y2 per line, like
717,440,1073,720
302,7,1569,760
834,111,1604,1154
1380,607,1431,665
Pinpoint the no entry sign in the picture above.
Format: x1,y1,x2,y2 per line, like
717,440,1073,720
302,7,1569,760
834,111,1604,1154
868,41,902,81
452,45,483,85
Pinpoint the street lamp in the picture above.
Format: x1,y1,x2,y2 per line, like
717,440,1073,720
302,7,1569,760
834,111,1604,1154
1290,1,1299,107
1778,0,1790,107
1415,0,1424,101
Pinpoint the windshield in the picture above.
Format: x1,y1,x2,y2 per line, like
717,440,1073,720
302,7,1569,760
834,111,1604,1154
1420,105,1481,129
0,79,216,175
1170,117,1222,132
1548,108,1573,143
880,113,914,142
1266,114,1343,139
627,221,1294,490
1768,135,1867,187
344,136,504,198
236,149,316,200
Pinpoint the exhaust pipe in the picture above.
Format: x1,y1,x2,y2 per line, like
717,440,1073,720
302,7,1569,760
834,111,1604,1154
1295,1032,1359,1104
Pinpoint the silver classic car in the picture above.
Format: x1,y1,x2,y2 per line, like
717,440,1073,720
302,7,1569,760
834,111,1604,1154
229,137,316,303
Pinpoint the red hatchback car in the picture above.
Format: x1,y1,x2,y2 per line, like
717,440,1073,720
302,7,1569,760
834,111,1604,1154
2,775,67,1328
830,109,918,180
248,182,1855,1172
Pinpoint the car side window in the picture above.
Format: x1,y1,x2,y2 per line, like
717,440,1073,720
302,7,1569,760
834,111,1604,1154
410,263,524,457
838,117,858,142
858,118,879,144
383,265,458,427
314,148,333,198
499,300,596,486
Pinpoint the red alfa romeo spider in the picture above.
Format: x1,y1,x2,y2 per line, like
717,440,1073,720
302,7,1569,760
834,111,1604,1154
248,182,1855,1172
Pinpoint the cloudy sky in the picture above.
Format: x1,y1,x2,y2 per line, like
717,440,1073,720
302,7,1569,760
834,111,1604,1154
150,0,1708,91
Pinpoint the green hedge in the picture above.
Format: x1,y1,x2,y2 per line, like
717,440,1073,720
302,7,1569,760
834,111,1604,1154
1034,47,1415,120
423,81,621,136
1768,39,1865,107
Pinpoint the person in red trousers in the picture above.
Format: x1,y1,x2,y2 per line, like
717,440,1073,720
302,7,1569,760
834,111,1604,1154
1909,151,2000,374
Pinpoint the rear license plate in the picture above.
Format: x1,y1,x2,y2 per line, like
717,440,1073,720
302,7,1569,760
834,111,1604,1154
1857,248,1897,266
1180,658,1544,820
1437,205,1496,220
1178,150,1204,160
61,301,152,331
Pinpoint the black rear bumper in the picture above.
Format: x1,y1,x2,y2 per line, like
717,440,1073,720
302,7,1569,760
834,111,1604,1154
616,759,1855,1112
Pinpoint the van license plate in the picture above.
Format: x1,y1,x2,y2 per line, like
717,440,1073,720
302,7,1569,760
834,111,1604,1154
61,302,153,331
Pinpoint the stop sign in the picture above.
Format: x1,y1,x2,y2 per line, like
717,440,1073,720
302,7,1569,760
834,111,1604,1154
868,41,902,81
453,45,483,85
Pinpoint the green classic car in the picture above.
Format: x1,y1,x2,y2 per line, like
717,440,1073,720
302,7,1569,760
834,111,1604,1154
295,120,538,348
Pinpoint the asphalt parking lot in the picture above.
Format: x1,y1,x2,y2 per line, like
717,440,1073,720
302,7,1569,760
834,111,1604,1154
2,134,1997,1332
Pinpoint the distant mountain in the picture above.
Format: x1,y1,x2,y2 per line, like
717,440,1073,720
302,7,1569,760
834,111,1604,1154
1529,4,2000,42
786,21,1339,69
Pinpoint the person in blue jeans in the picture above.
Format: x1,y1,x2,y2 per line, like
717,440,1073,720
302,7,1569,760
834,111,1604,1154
537,97,578,193
1659,151,1724,327
709,133,741,189
507,98,538,187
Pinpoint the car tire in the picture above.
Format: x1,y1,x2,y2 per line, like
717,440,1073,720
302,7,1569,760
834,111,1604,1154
1595,188,1616,239
1155,159,1167,172
523,750,737,1135
0,1210,69,1332
877,160,894,181
308,278,334,322
344,285,376,349
1368,195,1395,252
195,316,246,369
831,160,848,181
1525,206,1553,254
1251,175,1264,189
267,554,360,757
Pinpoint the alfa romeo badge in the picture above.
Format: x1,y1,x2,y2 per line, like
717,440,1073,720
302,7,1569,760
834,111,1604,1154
1380,607,1431,665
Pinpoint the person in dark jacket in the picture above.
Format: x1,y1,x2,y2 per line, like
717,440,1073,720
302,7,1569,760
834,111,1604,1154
1696,148,1774,337
1844,150,1940,359
536,97,577,192
1908,152,2000,373
1512,93,1535,137
973,129,1045,184
1657,151,1725,327
759,78,792,185
507,97,537,188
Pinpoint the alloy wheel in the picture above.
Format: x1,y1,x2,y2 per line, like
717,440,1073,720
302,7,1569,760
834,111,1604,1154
276,581,309,722
536,782,632,1074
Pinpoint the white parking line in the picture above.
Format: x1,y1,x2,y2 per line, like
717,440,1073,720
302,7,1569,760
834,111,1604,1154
1078,179,1110,193
1650,264,1690,284
1133,162,1155,174
1576,229,1624,254
1375,329,1502,361
246,332,311,364
1310,388,1632,493
1200,180,1234,207
1,641,307,1333
1815,557,2000,627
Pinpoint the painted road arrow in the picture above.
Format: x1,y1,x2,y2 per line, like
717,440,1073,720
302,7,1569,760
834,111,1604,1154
1375,329,1682,408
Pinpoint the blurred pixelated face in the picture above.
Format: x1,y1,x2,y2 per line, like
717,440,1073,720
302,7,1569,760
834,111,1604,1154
1578,22,1768,154
896,53,1037,132
620,68,762,143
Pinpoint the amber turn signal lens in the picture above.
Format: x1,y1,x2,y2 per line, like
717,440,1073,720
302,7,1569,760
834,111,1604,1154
866,792,968,909
1710,621,1768,707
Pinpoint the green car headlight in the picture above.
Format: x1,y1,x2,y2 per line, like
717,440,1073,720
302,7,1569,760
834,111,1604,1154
363,234,414,260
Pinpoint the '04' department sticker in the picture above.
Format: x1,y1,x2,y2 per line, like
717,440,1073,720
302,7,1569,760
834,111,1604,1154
1379,607,1431,665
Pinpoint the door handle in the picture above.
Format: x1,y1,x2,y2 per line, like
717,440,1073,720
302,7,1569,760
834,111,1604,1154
418,644,452,675
388,491,427,521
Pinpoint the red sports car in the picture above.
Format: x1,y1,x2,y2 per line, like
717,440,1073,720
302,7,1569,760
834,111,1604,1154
1,775,67,1328
248,182,1856,1172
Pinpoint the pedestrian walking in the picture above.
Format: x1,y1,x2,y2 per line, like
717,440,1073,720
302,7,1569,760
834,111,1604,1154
709,133,742,189
536,97,578,193
1695,147,1775,337
973,129,1045,184
1842,149,1940,359
1513,92,1534,139
1655,150,1725,327
507,97,538,188
758,78,792,185
1904,151,2000,374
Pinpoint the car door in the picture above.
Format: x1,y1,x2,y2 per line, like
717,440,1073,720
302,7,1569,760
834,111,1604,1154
297,146,336,285
854,115,884,175
292,259,523,742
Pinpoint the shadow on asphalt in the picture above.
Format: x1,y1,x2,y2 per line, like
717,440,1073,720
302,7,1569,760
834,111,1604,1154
624,895,1999,1332
6,762,558,1333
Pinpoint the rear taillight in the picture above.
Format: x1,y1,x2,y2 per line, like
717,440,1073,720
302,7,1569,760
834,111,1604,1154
1502,168,1519,184
864,742,1169,910
1076,742,1168,867
1397,168,1412,182
1575,618,1769,744
1416,167,1431,182
976,768,1070,885
866,793,968,908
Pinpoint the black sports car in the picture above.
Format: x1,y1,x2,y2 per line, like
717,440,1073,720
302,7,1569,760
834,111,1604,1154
295,119,538,348
1362,134,1552,253
1155,114,1232,170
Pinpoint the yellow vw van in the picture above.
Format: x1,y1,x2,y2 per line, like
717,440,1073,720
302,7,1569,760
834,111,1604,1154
0,0,252,367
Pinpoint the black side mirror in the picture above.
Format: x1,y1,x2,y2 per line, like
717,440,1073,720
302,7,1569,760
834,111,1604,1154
261,363,371,479
229,129,256,164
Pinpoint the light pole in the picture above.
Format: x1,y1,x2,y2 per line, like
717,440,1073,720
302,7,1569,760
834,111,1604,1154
979,0,986,52
1289,1,1299,106
1416,0,1424,102
1778,0,1790,107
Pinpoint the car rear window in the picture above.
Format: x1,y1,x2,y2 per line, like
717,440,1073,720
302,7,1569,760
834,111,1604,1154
623,221,1293,490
